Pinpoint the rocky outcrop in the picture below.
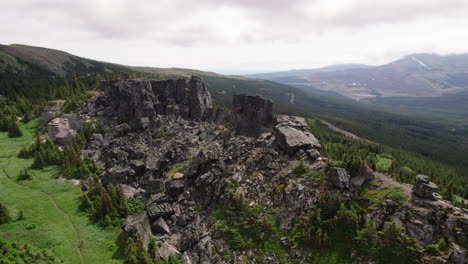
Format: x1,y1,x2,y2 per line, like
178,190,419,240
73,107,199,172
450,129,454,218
327,167,351,189
274,115,321,156
40,100,65,125
151,217,171,234
449,242,468,264
47,117,77,144
103,76,218,125
124,213,152,247
413,174,439,200
351,163,375,187
229,94,274,137
68,76,468,264
109,79,156,121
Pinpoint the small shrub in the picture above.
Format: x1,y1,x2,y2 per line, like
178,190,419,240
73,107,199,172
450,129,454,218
17,169,32,181
17,210,25,221
437,238,448,251
425,244,439,255
25,223,36,230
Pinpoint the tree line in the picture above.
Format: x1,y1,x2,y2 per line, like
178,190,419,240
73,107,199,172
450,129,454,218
308,119,468,202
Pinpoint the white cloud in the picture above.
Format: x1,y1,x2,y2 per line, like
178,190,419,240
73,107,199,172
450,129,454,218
1,0,468,73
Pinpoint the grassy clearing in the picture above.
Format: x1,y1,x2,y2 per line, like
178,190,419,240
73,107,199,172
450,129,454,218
359,186,406,206
0,121,123,264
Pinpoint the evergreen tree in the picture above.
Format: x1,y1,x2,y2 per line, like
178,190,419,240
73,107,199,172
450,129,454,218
7,119,22,138
0,202,11,224
375,222,423,264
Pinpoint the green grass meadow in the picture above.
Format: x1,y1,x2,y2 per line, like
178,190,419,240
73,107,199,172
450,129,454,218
0,121,123,264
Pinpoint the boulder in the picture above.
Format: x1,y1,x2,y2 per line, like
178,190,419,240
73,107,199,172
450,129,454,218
351,164,375,187
413,174,439,200
47,117,77,144
101,167,133,185
327,167,351,189
151,217,171,234
40,100,65,125
159,242,182,260
124,213,152,247
62,113,82,131
449,242,468,264
181,252,193,264
167,179,185,198
275,126,321,155
229,94,274,137
147,203,174,220
274,115,321,155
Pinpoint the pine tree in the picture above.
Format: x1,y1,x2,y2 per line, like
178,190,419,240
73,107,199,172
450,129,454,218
32,152,46,169
7,119,22,138
148,238,159,261
124,238,140,264
79,194,93,212
0,202,11,224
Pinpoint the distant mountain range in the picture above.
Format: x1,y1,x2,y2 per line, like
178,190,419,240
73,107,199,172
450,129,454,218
245,53,468,99
244,64,372,79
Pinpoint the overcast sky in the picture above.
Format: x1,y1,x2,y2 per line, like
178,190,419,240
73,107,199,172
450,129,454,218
2,0,468,74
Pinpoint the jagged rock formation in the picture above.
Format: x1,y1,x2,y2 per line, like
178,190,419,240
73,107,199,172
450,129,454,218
229,94,274,137
47,117,77,144
102,76,221,128
68,76,467,264
413,174,439,200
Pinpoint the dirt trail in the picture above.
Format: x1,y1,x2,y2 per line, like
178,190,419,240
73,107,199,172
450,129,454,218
1,164,85,264
374,172,413,201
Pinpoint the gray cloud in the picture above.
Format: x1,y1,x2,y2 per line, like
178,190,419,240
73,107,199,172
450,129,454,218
2,0,468,72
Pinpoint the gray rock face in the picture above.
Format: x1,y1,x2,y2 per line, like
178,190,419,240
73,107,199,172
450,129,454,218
110,79,156,121
327,167,351,189
124,213,152,247
151,217,170,234
104,76,215,124
159,242,182,260
147,203,173,220
274,115,321,156
413,174,439,200
47,117,77,144
229,94,274,137
101,167,133,185
62,113,82,131
449,242,468,264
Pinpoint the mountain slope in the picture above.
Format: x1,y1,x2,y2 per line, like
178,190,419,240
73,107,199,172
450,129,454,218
265,53,468,99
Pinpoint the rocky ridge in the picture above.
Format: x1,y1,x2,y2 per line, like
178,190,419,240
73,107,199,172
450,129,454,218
61,76,466,263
